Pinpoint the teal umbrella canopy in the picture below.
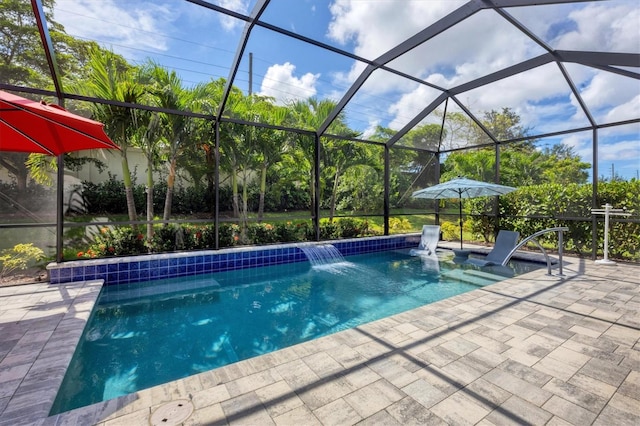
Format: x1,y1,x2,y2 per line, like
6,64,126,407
412,177,516,248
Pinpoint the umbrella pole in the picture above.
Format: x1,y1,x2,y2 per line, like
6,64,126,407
459,199,463,249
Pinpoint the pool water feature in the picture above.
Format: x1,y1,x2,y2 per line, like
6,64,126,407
51,249,539,414
299,244,346,266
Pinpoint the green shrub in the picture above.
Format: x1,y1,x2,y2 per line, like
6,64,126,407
247,223,279,244
84,226,147,257
335,218,370,238
275,221,308,243
147,225,181,253
468,180,639,260
0,243,45,282
314,217,372,240
440,221,459,241
81,173,134,214
191,224,217,249
218,223,240,248
389,217,412,231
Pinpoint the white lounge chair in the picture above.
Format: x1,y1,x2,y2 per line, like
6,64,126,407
410,225,440,256
466,230,520,266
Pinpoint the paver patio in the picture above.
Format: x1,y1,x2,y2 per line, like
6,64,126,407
0,252,638,425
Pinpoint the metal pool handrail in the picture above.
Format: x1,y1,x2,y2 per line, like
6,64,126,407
501,227,569,276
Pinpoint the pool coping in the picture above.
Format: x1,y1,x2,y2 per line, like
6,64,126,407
2,245,638,425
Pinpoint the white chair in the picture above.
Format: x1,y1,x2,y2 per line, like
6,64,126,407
466,230,520,266
409,225,440,256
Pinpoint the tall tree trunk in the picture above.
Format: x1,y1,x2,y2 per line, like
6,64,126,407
329,165,340,221
146,157,154,240
205,145,215,215
162,157,177,225
309,167,315,218
258,162,267,221
231,170,239,218
242,173,248,234
120,151,138,229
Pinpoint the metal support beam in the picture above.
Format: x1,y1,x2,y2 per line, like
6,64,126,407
557,62,596,126
437,98,448,151
313,134,321,241
591,128,598,260
31,0,66,263
435,154,441,225
450,54,553,95
384,146,390,236
556,50,640,68
215,0,270,121
450,96,499,144
586,64,640,80
387,93,448,147
214,121,220,250
488,0,591,6
31,0,63,99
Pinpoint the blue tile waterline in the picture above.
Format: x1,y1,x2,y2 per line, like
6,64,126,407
47,235,420,285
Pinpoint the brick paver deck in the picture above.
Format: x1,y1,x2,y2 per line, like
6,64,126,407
1,253,638,425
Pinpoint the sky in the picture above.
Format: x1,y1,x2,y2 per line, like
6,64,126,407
51,0,640,180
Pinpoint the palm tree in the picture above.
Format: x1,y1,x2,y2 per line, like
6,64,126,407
79,48,144,226
321,133,368,220
217,85,254,221
130,109,163,239
286,98,350,217
244,95,288,221
142,62,203,224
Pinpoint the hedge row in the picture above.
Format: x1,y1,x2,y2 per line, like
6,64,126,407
467,180,639,261
75,217,376,259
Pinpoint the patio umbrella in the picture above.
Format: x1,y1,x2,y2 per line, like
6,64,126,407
0,90,119,155
412,177,516,249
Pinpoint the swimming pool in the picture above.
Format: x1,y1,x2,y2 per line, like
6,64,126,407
50,248,539,414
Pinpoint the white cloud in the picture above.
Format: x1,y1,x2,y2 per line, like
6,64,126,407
53,0,249,58
432,63,592,134
259,62,319,105
574,71,640,123
598,139,640,162
54,0,175,54
560,133,592,162
387,85,444,130
553,2,640,52
361,119,380,140
327,0,466,88
606,94,640,123
215,0,250,31
559,128,640,179
328,0,465,59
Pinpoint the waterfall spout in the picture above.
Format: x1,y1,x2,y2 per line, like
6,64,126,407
299,244,346,266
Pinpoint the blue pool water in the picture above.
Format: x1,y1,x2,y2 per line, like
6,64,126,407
51,249,538,414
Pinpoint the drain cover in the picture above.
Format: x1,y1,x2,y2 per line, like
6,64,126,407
150,399,194,426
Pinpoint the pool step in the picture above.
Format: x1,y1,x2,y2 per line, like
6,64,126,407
100,277,221,305
441,268,507,287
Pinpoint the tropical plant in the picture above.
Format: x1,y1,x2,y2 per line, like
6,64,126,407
78,48,145,226
0,243,45,282
141,62,206,224
287,97,351,217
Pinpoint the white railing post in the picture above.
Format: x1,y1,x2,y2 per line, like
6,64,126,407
591,204,630,265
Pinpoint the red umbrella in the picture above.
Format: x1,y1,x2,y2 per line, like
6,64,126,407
0,90,119,155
